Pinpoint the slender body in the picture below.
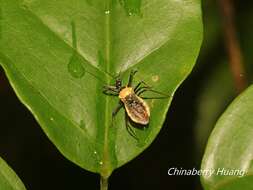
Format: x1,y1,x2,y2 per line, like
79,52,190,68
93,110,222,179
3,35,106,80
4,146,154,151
119,87,150,125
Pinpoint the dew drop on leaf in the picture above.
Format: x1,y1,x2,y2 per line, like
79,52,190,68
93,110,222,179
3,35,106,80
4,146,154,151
68,21,85,78
119,0,142,16
68,54,85,78
104,10,110,15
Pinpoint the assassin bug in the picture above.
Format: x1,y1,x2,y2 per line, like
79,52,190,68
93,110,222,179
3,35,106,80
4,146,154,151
103,69,169,139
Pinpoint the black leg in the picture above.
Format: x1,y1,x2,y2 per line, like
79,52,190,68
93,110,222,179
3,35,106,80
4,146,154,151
127,69,138,87
112,101,123,117
136,86,151,95
103,89,118,96
133,81,142,91
140,96,169,99
103,85,120,95
103,92,118,96
111,101,123,127
125,112,138,140
139,88,170,96
103,85,118,91
137,89,147,96
133,80,170,98
134,80,150,92
139,89,171,99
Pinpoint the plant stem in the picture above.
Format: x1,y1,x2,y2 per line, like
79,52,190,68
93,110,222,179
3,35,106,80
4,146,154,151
100,176,109,190
218,0,247,93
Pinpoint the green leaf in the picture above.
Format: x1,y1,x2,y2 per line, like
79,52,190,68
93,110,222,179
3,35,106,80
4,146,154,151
0,0,202,176
201,85,253,190
0,157,26,190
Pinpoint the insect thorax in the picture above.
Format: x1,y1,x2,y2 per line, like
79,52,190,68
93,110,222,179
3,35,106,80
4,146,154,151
119,87,134,100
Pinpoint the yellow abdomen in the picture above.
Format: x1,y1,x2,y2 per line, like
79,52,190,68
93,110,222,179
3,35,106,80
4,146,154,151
119,87,150,125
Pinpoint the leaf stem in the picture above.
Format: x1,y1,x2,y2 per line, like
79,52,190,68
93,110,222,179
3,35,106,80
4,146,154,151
100,175,109,190
218,0,247,93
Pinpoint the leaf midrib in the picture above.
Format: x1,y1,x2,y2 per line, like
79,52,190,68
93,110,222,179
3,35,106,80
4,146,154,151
100,0,112,177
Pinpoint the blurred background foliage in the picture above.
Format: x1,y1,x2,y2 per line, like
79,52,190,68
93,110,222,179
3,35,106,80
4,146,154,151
0,0,252,189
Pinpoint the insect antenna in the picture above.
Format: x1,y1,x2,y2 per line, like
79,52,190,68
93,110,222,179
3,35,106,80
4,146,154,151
100,69,116,79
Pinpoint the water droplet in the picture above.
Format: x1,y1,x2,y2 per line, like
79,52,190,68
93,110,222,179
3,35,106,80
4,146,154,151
50,117,54,121
119,0,142,17
152,75,159,82
99,161,103,165
94,151,97,154
105,10,110,15
68,54,85,78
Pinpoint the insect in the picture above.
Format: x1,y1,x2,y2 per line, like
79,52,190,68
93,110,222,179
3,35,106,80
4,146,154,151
103,69,169,139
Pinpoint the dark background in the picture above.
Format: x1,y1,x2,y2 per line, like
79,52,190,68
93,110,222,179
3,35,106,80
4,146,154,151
0,0,253,189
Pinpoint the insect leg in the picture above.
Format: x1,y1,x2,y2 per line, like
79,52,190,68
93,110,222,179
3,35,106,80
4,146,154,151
112,101,123,117
134,81,150,92
111,101,123,127
139,89,171,99
103,90,118,96
103,85,120,95
125,112,138,140
127,69,138,87
103,85,117,91
134,80,171,99
135,86,152,94
137,89,148,96
103,91,118,96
